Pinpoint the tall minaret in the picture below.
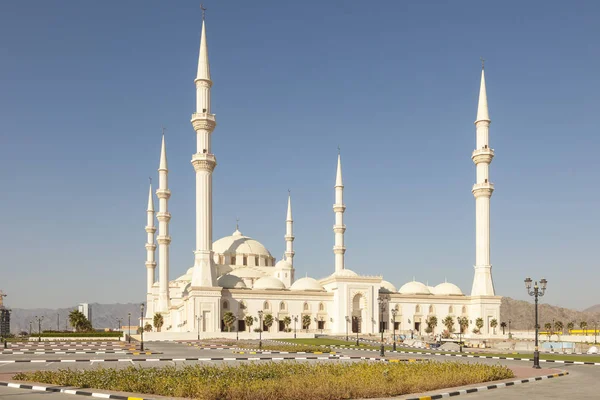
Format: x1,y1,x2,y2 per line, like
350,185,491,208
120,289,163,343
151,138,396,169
145,182,157,294
156,134,172,311
333,152,346,272
285,191,295,264
471,62,496,296
190,12,217,287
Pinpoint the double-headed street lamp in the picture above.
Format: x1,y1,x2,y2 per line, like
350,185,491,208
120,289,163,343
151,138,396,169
345,316,350,342
378,295,389,357
258,311,264,349
355,316,361,346
594,321,598,345
34,316,44,342
391,309,397,351
293,315,298,339
525,277,547,369
140,303,145,351
195,315,202,341
128,312,131,343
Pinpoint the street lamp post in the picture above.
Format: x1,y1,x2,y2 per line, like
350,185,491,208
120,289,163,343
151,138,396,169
508,319,511,336
595,321,598,345
29,321,32,337
355,316,361,346
34,316,43,342
128,313,131,343
140,303,145,351
378,295,389,357
258,311,264,349
196,315,202,341
525,277,547,369
117,318,123,341
57,313,60,332
391,309,397,351
345,316,350,342
235,316,239,341
293,316,298,339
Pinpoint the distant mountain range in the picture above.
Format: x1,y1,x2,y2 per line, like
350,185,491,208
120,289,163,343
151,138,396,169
5,299,600,334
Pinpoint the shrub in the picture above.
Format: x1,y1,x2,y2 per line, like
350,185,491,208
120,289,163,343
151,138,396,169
34,332,122,338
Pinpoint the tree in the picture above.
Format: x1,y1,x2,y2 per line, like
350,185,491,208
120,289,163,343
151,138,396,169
474,318,484,334
222,312,236,332
500,321,507,335
245,315,254,333
443,316,454,333
283,316,292,332
68,310,92,332
580,321,588,336
490,319,498,335
567,322,574,335
544,322,552,339
458,317,469,334
425,316,438,334
153,313,164,332
263,314,274,332
302,315,311,332
144,323,152,332
554,321,563,340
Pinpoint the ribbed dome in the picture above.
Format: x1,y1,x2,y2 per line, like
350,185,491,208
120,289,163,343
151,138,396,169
290,277,324,291
434,282,464,296
331,269,358,277
253,276,286,290
217,274,247,289
380,280,397,293
398,281,431,295
213,229,272,258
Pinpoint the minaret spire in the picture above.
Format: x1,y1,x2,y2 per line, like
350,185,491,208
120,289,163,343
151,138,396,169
156,133,172,311
471,62,495,296
333,152,346,272
191,8,217,288
285,190,295,264
145,181,157,295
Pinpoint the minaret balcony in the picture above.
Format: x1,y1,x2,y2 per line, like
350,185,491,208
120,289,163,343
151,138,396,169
191,112,217,131
472,182,494,198
471,148,495,164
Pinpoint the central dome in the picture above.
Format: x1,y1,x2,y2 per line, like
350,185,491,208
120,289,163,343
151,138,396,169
398,281,431,295
213,229,274,266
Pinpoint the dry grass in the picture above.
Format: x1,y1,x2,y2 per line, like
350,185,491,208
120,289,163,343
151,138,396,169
13,361,514,400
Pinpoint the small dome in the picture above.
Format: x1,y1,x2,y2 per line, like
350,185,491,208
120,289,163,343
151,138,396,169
434,282,464,296
253,276,286,290
275,259,292,269
217,274,247,289
175,267,194,282
290,277,324,291
380,280,397,293
331,269,358,277
230,268,265,279
398,281,431,295
213,229,272,259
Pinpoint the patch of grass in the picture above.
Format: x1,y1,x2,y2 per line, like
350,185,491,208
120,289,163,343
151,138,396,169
275,338,376,348
237,344,334,353
13,361,514,400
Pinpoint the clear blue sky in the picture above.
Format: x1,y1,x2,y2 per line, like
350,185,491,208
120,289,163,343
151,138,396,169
1,1,598,310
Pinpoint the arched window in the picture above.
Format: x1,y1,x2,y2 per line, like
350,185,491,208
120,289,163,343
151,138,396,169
263,301,270,310
428,305,434,314
279,302,286,311
243,256,248,266
231,256,236,265
319,302,325,312
449,305,454,314
303,302,309,311
462,306,467,314
223,301,229,309
415,305,421,314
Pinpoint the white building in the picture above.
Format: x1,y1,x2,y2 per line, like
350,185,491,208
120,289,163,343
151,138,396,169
78,303,92,325
142,15,501,338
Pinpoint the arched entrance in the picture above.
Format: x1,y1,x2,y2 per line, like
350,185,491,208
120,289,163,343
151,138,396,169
351,293,366,333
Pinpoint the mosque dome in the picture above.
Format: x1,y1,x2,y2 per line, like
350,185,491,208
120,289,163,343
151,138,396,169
398,281,431,295
175,267,194,282
275,258,293,269
331,269,359,277
427,285,436,293
433,282,464,296
217,274,247,289
253,276,286,290
213,229,273,263
290,277,324,291
229,267,265,279
380,280,397,293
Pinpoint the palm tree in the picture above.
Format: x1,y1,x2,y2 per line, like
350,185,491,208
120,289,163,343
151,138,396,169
544,322,552,339
443,316,454,333
302,315,311,332
222,312,235,332
500,321,507,335
458,317,469,334
566,322,574,335
144,323,152,332
425,316,438,334
475,318,484,334
244,315,254,333
283,316,292,332
263,314,274,332
554,321,563,340
68,310,91,332
580,321,588,336
490,319,498,334
153,313,164,332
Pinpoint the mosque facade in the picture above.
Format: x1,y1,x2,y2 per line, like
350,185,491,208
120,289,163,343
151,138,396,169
142,16,501,338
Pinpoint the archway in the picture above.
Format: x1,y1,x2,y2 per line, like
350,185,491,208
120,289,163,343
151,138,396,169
351,293,365,333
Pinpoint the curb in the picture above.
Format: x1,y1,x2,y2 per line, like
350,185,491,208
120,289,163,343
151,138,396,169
0,371,568,400
0,351,156,355
403,371,569,400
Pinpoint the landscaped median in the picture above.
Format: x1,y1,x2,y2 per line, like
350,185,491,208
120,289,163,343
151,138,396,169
13,361,514,400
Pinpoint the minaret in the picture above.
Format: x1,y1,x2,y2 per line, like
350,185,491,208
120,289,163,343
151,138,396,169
156,134,172,311
191,12,217,287
145,183,157,294
333,152,346,272
285,191,295,264
471,62,496,296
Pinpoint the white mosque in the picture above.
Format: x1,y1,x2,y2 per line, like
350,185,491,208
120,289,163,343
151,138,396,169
142,15,501,338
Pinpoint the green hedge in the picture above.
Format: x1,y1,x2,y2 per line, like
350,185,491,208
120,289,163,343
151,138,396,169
33,332,123,338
